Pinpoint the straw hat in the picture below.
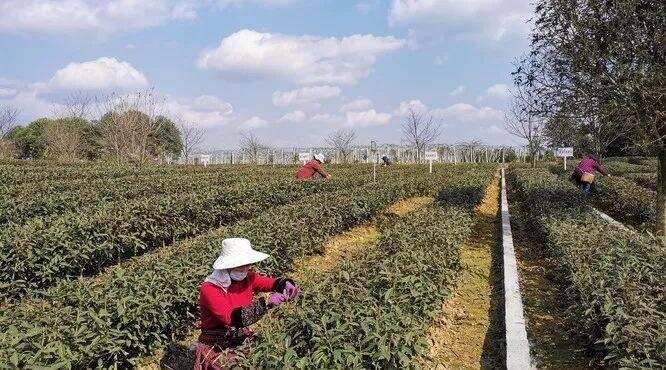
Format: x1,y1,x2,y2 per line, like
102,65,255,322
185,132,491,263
213,238,270,270
314,153,325,162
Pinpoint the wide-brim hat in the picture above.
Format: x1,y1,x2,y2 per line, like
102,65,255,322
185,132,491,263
314,153,325,162
213,238,270,270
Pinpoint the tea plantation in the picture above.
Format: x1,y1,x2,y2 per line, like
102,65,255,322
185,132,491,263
0,160,663,368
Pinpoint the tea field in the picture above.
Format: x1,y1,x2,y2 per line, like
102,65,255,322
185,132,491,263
0,160,663,368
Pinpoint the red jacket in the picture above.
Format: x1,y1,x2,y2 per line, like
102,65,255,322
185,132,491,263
575,156,608,176
296,159,330,180
199,271,276,329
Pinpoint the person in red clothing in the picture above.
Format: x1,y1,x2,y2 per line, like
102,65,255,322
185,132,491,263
296,153,332,181
570,154,611,193
192,238,299,369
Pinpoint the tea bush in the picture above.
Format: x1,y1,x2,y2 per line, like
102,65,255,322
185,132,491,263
0,168,472,368
241,174,492,368
509,168,665,368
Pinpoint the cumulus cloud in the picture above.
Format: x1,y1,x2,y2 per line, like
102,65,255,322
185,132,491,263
310,113,342,125
394,99,428,116
272,85,341,107
449,85,466,96
339,98,373,112
240,116,269,129
49,57,148,90
344,109,391,127
163,94,233,127
431,103,503,123
482,83,510,99
388,0,532,46
198,29,406,85
0,87,18,98
278,110,307,123
0,0,197,37
0,1,297,37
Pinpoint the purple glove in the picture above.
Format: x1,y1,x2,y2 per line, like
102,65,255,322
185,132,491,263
284,281,299,300
268,292,287,308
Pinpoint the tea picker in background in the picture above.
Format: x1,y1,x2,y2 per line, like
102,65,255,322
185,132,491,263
296,153,332,181
570,154,610,194
192,238,299,369
381,155,392,166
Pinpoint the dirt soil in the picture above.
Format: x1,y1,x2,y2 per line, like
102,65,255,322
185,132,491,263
136,196,433,369
507,188,602,369
421,175,505,369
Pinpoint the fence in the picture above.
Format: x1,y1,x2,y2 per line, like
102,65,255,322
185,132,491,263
185,145,529,165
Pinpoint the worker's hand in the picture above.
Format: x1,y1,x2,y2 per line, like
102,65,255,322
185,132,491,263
283,281,299,300
268,293,287,308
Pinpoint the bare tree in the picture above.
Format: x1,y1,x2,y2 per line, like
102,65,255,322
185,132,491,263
178,120,205,164
59,91,94,121
505,87,547,167
42,119,82,162
326,129,356,164
401,108,442,163
239,131,266,164
96,89,165,165
0,105,20,138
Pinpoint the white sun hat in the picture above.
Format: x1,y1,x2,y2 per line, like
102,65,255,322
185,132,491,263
314,153,325,162
212,238,270,270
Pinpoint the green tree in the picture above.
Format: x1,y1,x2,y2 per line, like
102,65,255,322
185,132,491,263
6,119,48,159
514,0,666,233
149,116,182,160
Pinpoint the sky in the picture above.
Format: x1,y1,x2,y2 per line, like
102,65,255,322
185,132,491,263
0,0,534,150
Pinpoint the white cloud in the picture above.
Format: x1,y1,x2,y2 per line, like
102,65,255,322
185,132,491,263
344,109,391,127
272,85,341,107
214,0,296,7
164,95,233,127
434,55,447,66
0,0,197,37
198,29,406,85
310,113,342,125
449,85,466,96
431,103,503,123
49,57,148,90
240,116,269,129
278,110,307,123
340,98,373,112
394,99,428,116
0,87,18,98
191,95,234,112
388,0,532,45
482,83,510,99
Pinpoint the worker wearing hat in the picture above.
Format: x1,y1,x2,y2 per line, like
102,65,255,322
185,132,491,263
295,153,332,181
192,238,299,368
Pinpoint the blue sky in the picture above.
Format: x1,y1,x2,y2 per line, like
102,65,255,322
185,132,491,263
0,0,534,149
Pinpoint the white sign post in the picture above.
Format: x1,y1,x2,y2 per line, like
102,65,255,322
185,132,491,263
424,150,438,174
370,140,377,182
298,152,311,164
555,147,574,170
200,154,211,167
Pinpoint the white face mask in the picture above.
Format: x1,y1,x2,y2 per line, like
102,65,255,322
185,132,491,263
229,270,248,281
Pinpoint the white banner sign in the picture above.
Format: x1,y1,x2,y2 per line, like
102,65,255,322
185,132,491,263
555,147,574,158
298,152,312,163
200,154,211,166
424,150,438,162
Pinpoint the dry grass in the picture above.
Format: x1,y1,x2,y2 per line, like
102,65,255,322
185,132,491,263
421,174,503,369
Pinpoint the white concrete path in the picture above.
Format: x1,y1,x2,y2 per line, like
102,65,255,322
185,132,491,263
500,168,533,370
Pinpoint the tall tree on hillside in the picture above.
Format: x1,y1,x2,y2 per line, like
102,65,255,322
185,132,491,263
514,0,666,233
326,129,356,164
401,108,442,163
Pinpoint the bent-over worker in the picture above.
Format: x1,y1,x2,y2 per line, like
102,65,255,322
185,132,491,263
296,153,331,181
571,154,610,194
192,238,299,369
